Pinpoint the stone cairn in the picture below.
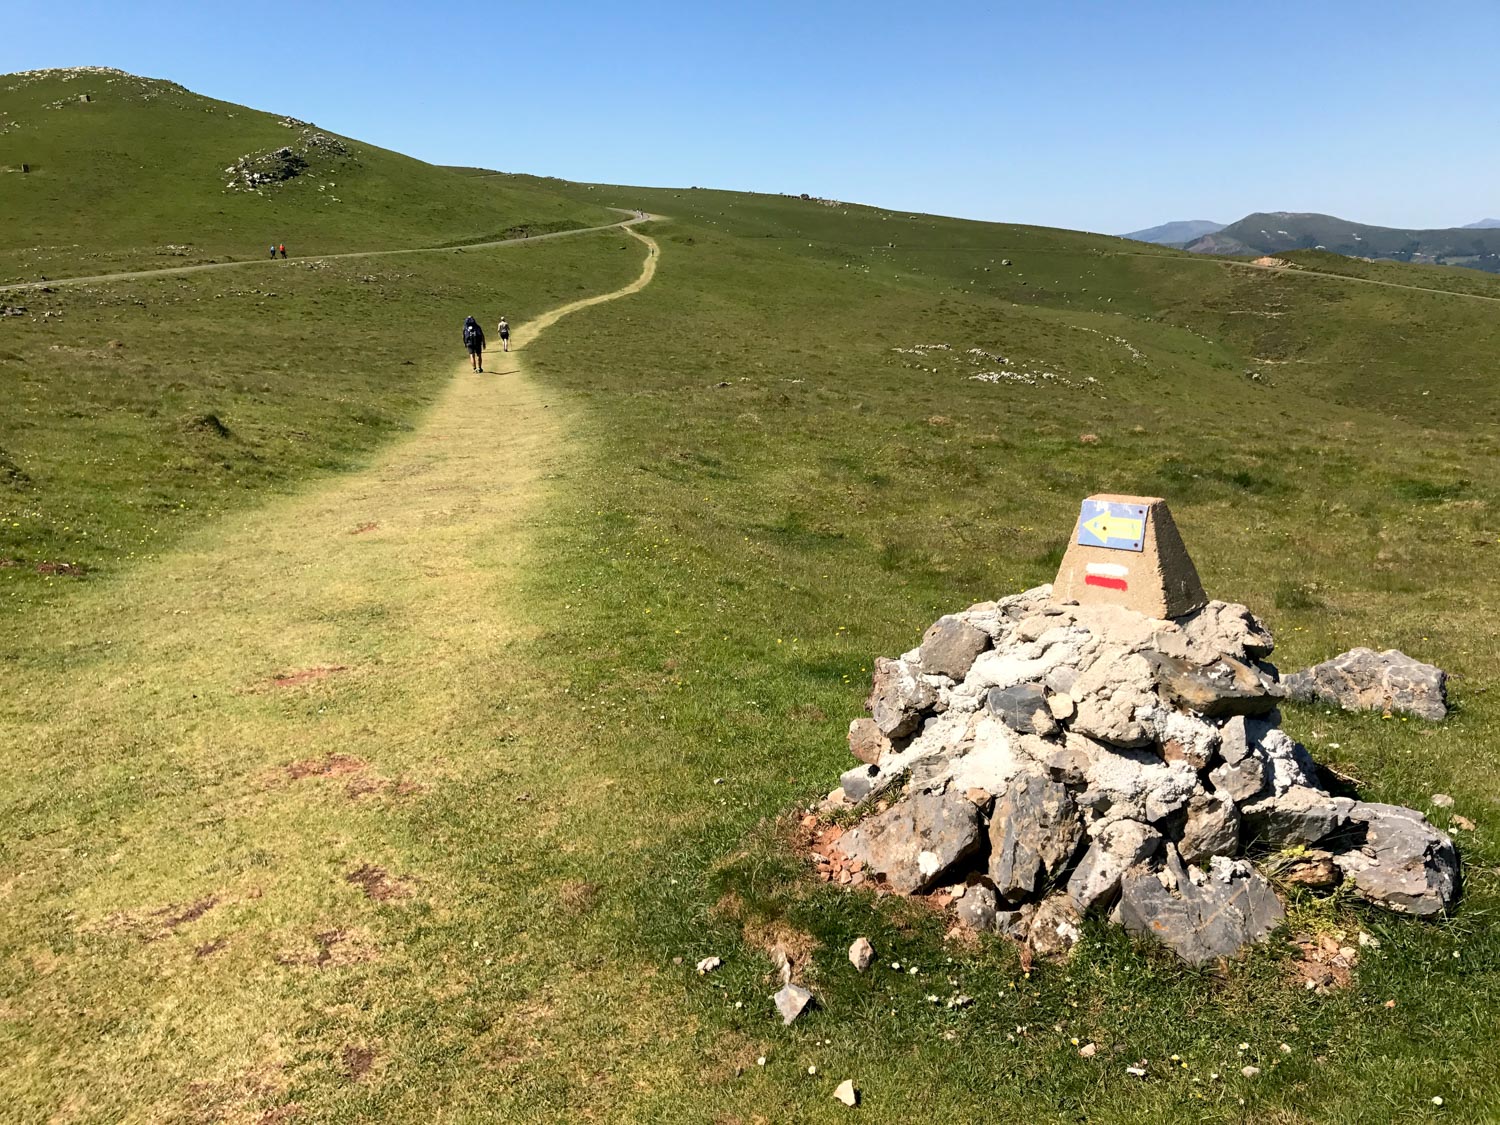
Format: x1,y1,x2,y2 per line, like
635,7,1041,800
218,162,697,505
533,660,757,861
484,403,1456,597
820,495,1459,964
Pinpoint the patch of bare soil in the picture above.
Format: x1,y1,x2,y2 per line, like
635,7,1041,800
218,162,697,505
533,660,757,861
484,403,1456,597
34,561,85,576
276,927,378,969
99,895,221,942
345,864,413,902
343,774,424,800
711,891,819,983
1287,931,1359,992
270,665,348,688
557,879,600,916
195,937,229,958
284,752,367,780
182,1061,291,1125
348,522,379,535
340,1045,379,1083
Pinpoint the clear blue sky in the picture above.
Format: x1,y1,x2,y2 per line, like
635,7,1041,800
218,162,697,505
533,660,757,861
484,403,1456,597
6,0,1499,233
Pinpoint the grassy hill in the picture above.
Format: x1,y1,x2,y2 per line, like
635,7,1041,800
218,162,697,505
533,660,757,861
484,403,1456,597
2,72,1499,1123
0,67,617,280
1186,210,1500,271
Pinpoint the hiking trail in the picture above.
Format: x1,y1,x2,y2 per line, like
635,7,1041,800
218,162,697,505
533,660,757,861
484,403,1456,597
0,211,658,293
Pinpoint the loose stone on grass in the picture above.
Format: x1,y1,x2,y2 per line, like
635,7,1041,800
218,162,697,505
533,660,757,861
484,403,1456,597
848,936,875,972
774,983,814,1025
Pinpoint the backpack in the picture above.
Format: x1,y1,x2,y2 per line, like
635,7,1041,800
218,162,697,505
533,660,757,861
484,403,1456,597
463,322,478,346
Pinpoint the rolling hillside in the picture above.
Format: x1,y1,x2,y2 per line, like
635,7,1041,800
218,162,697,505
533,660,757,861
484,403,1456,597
0,66,616,280
2,69,1499,1123
1185,210,1500,271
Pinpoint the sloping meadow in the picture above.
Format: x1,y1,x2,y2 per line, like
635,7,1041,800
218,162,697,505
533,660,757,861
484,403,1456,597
515,191,1500,1118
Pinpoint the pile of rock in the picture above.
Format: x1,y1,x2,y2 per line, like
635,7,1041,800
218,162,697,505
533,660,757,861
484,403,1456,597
223,129,352,193
821,586,1460,965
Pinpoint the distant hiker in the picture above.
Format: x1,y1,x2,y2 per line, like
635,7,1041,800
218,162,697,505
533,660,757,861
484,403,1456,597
462,316,486,371
278,243,287,259
268,244,277,259
497,317,510,352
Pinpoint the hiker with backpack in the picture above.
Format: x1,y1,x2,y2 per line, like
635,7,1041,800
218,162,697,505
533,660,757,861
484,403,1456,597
496,317,510,352
462,316,486,371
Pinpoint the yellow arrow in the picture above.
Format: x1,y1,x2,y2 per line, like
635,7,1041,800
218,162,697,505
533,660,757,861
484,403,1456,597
1083,512,1144,542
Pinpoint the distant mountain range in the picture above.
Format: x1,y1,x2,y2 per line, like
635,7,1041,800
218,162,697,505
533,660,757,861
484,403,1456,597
1119,219,1224,245
1123,212,1500,273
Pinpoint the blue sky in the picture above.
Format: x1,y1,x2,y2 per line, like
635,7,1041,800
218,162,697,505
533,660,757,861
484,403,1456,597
6,0,1499,233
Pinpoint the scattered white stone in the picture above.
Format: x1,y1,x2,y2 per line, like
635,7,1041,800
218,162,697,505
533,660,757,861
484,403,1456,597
1279,1043,1292,1054
1432,1096,1444,1106
833,1079,859,1107
807,1065,817,1075
1125,1066,1147,1077
696,956,722,975
849,936,875,972
1241,1065,1261,1078
1431,793,1454,808
1078,1042,1098,1058
1358,931,1381,950
775,983,814,1025
756,1056,766,1066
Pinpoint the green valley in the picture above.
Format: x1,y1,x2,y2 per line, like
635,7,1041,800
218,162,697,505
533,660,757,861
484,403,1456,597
1,70,1496,1124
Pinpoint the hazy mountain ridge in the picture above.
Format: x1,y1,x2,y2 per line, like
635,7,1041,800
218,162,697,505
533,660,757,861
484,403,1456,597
1183,211,1500,273
1120,219,1225,245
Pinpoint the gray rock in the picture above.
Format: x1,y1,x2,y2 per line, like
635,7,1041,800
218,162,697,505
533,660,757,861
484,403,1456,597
920,615,991,679
1178,791,1241,863
1154,708,1220,770
1068,820,1161,913
839,764,883,804
986,683,1056,736
775,983,814,1025
1177,601,1276,662
1028,893,1084,957
1240,786,1352,848
1208,748,1269,803
1114,848,1285,965
1069,649,1157,746
1332,802,1459,917
867,656,938,737
989,769,1084,899
839,787,984,894
1282,648,1447,722
1145,652,1280,718
996,902,1036,939
955,884,999,930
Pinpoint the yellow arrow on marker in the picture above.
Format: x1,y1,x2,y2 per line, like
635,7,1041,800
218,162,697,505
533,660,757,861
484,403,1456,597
1082,512,1145,542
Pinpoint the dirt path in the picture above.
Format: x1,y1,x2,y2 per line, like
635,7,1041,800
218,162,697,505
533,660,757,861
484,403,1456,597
0,210,660,294
0,226,665,1117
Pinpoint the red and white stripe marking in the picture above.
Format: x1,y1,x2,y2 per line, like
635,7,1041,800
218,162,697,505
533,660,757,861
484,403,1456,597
1084,561,1129,591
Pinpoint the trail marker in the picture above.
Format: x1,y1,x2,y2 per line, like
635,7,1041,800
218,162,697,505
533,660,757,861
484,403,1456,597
1054,494,1206,619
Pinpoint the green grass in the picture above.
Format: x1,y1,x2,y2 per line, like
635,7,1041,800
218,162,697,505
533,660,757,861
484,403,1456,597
0,230,645,612
0,68,616,280
2,72,1499,1123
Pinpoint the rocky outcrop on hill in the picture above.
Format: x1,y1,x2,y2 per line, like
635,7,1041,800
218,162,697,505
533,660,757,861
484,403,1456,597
224,128,353,193
819,587,1459,965
1282,647,1448,721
